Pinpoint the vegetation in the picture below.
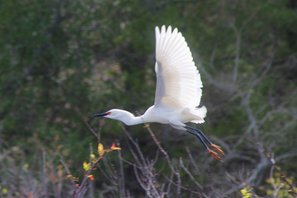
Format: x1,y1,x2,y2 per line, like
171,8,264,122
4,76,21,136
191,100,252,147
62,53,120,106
0,0,296,197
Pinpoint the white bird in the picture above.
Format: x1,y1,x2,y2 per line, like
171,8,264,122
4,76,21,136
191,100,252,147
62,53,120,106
94,25,224,160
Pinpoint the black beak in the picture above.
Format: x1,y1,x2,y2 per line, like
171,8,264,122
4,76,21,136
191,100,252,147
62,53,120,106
92,112,110,118
88,112,110,125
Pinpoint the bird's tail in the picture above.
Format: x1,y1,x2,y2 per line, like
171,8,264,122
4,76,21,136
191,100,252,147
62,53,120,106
190,106,207,124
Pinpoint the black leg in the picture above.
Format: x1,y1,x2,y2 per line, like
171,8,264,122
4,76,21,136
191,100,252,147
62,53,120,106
186,129,209,150
185,125,224,161
185,125,212,146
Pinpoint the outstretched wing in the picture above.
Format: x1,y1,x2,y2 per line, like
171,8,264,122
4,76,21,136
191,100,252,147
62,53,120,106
154,25,203,109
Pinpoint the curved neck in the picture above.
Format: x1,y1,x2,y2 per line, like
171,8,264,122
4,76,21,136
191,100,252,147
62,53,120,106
113,110,144,126
122,115,144,126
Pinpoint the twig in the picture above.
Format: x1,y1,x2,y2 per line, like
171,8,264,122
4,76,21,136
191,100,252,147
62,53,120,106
179,158,206,197
144,124,169,159
117,145,126,197
185,147,200,174
59,154,77,188
74,106,101,142
144,124,184,196
231,24,241,82
73,157,102,198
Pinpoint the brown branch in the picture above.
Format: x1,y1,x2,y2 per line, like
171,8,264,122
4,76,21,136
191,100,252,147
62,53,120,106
73,157,102,198
144,124,169,159
144,124,186,196
179,158,207,197
117,146,126,198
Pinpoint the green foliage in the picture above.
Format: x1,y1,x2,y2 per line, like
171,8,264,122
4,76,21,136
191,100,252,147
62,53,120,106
0,0,297,196
266,172,297,198
240,185,253,198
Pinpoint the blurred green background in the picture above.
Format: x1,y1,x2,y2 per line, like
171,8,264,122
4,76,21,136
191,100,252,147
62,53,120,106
0,0,297,197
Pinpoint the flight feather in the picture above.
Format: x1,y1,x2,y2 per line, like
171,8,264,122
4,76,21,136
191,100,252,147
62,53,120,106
154,25,203,109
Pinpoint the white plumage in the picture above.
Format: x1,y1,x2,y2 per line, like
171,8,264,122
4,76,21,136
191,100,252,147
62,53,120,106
94,25,224,160
154,25,206,125
155,25,202,108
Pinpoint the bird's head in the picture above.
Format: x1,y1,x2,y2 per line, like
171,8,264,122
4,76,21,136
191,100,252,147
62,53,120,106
92,109,134,121
93,109,115,119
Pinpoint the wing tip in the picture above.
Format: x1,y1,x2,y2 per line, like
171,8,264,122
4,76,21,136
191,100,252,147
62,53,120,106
155,26,159,32
155,25,178,34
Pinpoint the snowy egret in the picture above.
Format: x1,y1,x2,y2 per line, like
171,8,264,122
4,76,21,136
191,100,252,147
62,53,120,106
93,25,224,160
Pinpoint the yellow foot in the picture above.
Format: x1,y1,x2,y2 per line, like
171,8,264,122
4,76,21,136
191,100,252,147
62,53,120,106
210,144,225,155
207,148,222,161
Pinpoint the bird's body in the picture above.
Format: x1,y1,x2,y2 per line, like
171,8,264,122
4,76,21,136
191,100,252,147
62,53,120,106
94,25,224,160
113,105,206,130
